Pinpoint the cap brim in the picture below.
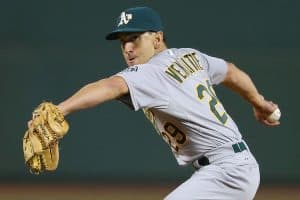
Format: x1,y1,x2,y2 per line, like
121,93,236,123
105,28,148,40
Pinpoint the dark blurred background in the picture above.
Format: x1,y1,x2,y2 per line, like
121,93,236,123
1,0,298,186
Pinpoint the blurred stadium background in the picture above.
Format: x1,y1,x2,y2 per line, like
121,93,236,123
1,0,299,199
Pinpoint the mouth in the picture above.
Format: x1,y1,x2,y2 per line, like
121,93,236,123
127,57,136,65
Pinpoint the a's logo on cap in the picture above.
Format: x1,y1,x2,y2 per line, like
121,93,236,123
118,12,133,27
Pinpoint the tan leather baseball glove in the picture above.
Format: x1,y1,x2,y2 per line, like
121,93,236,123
23,102,69,174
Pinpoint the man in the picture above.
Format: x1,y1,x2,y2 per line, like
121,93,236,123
57,6,279,200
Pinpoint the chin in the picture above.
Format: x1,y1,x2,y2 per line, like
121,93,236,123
127,60,138,66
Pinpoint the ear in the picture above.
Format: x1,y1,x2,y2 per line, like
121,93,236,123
154,32,164,49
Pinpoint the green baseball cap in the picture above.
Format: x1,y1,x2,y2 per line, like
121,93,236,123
105,6,163,40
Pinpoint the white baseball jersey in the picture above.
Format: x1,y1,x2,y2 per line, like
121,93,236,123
116,48,243,165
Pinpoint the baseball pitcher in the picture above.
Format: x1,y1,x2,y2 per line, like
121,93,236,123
23,6,280,200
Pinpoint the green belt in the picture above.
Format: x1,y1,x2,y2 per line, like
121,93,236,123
194,141,248,168
232,141,247,153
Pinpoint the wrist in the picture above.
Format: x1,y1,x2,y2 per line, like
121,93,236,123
57,103,69,116
249,94,265,108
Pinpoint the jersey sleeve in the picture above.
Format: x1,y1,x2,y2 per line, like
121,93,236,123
198,53,228,85
115,64,169,111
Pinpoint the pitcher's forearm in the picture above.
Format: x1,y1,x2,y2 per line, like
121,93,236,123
57,80,110,116
222,63,263,108
58,76,128,116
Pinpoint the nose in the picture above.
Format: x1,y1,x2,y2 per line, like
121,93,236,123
123,42,134,54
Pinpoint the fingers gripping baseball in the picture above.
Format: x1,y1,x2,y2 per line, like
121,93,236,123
253,99,281,126
23,102,69,174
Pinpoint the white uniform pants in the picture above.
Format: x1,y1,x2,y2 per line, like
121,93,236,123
165,150,260,200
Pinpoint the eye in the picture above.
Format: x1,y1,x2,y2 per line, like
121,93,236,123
120,34,141,48
128,34,140,42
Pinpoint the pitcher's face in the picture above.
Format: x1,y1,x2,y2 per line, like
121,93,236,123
119,32,158,66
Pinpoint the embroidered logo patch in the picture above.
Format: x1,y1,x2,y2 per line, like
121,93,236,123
123,65,139,72
118,12,133,27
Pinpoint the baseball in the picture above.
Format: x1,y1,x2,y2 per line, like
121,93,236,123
267,108,281,122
